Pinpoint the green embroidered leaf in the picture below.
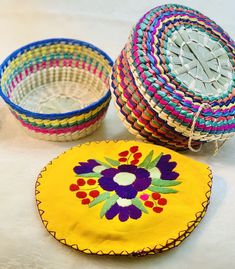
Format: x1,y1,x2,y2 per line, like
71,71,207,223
89,192,110,207
94,159,111,168
100,194,119,218
132,197,148,214
105,157,120,166
152,179,182,187
148,186,178,194
148,152,163,169
76,172,101,178
139,150,154,169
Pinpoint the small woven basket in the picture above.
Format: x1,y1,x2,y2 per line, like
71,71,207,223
0,38,113,141
111,4,235,151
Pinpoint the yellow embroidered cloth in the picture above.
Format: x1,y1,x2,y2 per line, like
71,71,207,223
35,141,212,256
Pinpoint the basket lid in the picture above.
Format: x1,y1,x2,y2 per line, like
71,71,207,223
166,26,233,97
126,4,235,140
35,140,212,256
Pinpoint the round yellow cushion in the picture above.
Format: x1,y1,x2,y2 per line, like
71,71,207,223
35,140,212,256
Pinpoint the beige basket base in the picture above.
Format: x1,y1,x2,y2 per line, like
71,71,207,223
17,77,106,114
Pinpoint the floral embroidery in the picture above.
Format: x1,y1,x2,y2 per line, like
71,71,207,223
70,177,100,205
141,192,167,213
99,165,151,199
106,202,142,222
118,146,142,165
70,146,181,222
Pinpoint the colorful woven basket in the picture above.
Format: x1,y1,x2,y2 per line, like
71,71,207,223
111,4,235,151
0,38,113,141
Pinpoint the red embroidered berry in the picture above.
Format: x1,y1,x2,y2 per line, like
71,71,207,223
77,178,85,186
131,159,139,165
144,201,154,208
158,198,167,206
82,198,90,205
152,192,161,200
130,146,139,153
70,184,79,191
133,152,142,159
76,191,87,198
119,150,129,157
87,179,96,185
153,207,163,213
119,157,127,162
89,190,100,198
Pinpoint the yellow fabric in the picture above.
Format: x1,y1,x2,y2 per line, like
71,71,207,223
35,140,212,255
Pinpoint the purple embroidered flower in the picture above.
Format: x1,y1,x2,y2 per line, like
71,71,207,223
98,164,151,199
156,154,179,180
73,159,99,174
106,201,142,222
71,148,181,223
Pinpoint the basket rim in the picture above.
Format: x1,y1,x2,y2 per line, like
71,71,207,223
0,38,113,120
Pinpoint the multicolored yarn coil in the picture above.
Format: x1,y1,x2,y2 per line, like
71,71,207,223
0,38,113,141
111,4,235,151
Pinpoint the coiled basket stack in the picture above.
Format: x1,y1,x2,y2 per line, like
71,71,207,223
111,4,235,151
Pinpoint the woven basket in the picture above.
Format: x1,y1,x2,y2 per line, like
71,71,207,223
111,4,235,151
0,38,113,141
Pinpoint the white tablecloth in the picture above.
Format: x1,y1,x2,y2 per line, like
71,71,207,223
0,1,235,268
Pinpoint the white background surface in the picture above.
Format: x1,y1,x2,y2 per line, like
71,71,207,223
0,1,235,268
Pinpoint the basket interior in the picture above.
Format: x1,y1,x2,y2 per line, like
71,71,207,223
1,42,111,114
